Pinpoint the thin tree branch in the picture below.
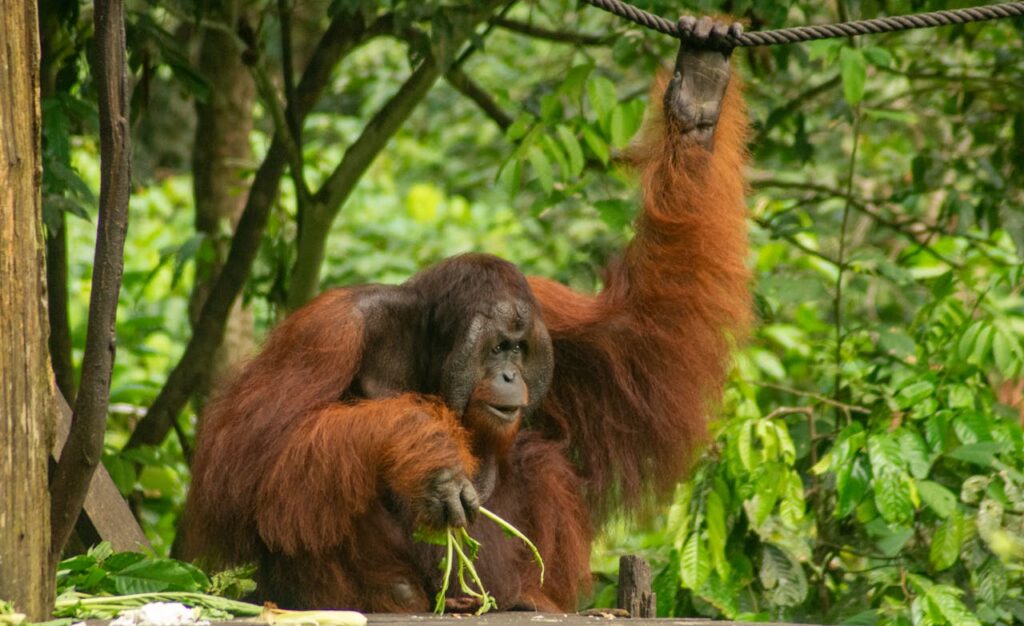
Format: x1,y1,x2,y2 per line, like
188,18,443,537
752,177,965,269
49,0,131,563
753,74,840,144
125,11,388,451
491,16,610,46
274,0,314,227
250,57,311,201
751,214,845,269
286,0,511,310
744,379,870,414
445,66,513,130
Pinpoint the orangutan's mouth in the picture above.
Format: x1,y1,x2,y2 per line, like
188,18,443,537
486,404,522,422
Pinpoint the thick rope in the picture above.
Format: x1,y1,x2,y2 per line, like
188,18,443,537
580,0,1024,46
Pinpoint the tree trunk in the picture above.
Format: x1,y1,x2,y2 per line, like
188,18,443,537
189,0,256,410
0,0,57,617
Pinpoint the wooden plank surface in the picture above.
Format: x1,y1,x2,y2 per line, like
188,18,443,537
82,614,816,626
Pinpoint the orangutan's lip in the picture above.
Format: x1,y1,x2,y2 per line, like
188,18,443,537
486,404,522,423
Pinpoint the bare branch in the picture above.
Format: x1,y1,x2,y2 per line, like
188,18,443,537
492,17,610,46
445,66,513,130
751,214,844,269
752,177,965,269
49,0,131,562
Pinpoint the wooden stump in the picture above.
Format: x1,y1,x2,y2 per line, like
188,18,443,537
617,555,656,618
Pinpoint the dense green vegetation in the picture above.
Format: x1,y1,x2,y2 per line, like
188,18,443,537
39,0,1024,624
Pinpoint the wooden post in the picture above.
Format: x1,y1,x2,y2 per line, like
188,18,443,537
0,0,57,616
52,393,151,553
617,555,656,618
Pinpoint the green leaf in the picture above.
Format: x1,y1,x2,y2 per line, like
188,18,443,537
836,456,870,518
971,325,995,365
526,145,553,193
957,320,984,360
110,559,209,594
540,134,569,182
679,531,710,590
862,46,893,68
581,125,609,165
897,381,934,409
556,125,585,178
594,198,632,231
899,429,933,479
413,527,449,546
759,544,808,608
705,490,729,578
918,480,957,518
873,470,914,526
925,585,982,626
587,76,617,128
929,513,962,571
839,47,867,106
868,434,904,474
500,158,522,196
505,113,534,142
947,442,1006,467
561,64,594,103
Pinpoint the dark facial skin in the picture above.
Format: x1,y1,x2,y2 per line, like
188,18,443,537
454,299,553,456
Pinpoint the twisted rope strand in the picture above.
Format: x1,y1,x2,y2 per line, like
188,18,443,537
580,0,1024,46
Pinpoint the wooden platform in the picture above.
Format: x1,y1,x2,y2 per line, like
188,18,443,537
366,614,807,626
83,614,812,626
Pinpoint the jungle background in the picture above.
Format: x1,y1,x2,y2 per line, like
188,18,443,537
15,0,1024,623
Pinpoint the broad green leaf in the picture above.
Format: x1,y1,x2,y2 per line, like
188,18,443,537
705,490,729,578
594,198,632,230
609,106,629,148
947,442,1006,467
501,158,522,196
581,126,609,165
863,46,893,68
679,531,710,590
110,559,208,594
897,381,934,409
526,145,553,193
839,47,867,106
929,513,962,571
957,321,984,360
505,113,534,142
974,558,1008,606
899,429,933,479
738,420,755,471
540,134,568,182
971,325,995,365
836,455,870,518
872,469,914,526
925,585,982,626
587,76,617,128
759,544,808,608
561,63,594,103
946,384,974,409
555,125,585,177
868,434,904,474
918,480,957,518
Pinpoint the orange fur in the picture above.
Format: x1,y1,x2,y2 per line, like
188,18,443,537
528,72,750,517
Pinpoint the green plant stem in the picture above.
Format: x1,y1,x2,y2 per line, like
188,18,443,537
435,530,455,614
450,531,495,614
479,506,545,585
